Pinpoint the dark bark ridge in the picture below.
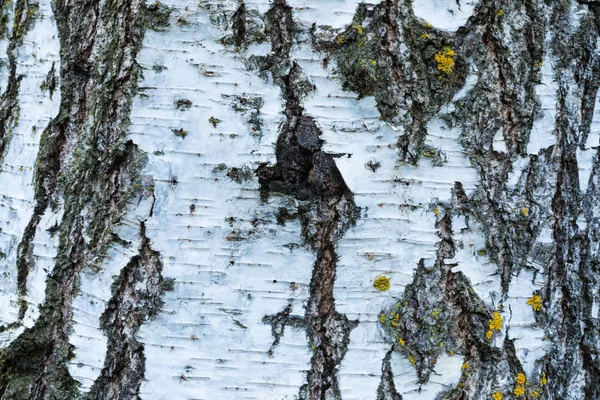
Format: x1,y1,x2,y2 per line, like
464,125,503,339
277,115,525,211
256,2,360,399
376,350,402,400
86,221,165,400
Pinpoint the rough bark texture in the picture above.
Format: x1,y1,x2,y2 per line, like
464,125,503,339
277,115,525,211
0,0,599,399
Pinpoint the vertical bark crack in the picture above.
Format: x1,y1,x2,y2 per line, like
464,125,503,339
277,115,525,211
87,221,164,400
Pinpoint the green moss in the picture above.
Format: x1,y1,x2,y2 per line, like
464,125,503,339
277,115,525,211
421,145,447,166
208,116,222,128
175,99,192,110
212,163,227,173
226,166,254,184
224,94,264,137
162,278,176,292
173,128,188,138
144,1,172,31
329,9,378,98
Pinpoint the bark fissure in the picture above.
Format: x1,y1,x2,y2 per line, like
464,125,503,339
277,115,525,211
87,221,164,400
257,2,360,397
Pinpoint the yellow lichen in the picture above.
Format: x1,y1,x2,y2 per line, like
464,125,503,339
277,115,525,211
491,392,503,400
540,373,547,386
497,9,504,17
521,207,528,216
421,33,429,39
527,294,542,311
391,313,400,327
423,21,432,28
352,24,363,35
486,330,493,339
433,207,439,215
337,35,344,44
374,276,391,291
516,373,526,384
513,385,525,396
531,391,539,398
379,313,386,323
434,46,455,75
409,355,416,365
489,311,503,331
398,337,406,346
461,362,469,371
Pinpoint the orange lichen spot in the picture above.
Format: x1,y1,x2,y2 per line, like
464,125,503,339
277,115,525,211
491,392,503,400
434,46,455,75
527,294,542,311
374,276,391,291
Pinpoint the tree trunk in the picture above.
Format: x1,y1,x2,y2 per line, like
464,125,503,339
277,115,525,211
0,0,599,399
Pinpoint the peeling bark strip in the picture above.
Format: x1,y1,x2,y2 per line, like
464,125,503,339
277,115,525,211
87,221,164,400
0,0,152,398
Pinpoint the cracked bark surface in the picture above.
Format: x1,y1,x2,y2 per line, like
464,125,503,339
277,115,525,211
87,221,164,400
0,0,599,399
